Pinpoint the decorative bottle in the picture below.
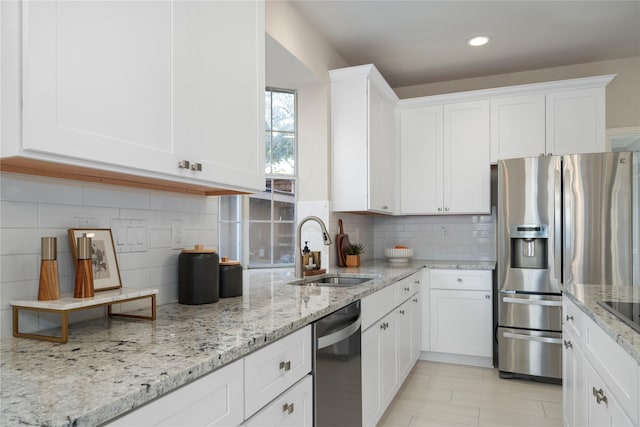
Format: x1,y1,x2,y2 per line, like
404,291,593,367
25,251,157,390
73,234,95,298
38,237,60,300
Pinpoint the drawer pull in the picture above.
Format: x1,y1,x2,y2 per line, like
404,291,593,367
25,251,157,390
414,280,420,285
592,387,608,405
457,278,462,283
279,361,291,371
282,402,295,414
399,309,405,315
566,315,574,322
404,287,410,292
485,294,491,299
503,332,562,345
563,340,573,349
412,298,418,303
503,297,562,307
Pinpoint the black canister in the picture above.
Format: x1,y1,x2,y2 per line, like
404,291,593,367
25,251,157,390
219,258,243,298
178,245,219,304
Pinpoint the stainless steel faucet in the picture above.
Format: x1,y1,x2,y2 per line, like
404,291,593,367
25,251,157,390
295,216,332,278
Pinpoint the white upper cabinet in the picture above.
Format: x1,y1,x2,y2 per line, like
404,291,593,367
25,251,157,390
490,94,546,162
546,86,606,156
490,75,614,162
399,99,490,215
3,0,265,194
330,64,398,214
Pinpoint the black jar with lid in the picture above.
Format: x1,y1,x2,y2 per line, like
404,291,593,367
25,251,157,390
178,245,219,304
219,257,243,298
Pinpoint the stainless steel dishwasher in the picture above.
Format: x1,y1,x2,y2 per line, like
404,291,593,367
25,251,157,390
313,300,362,427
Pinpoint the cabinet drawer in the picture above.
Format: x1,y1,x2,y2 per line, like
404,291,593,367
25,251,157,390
244,325,312,418
583,314,638,424
430,269,491,291
562,296,583,343
108,359,243,427
362,282,398,330
243,375,313,427
397,273,421,302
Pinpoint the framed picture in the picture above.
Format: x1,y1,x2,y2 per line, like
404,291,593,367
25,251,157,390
68,228,122,291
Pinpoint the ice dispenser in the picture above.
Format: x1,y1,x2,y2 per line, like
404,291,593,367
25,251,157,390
510,225,548,269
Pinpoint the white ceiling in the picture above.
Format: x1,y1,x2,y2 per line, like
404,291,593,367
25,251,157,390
288,0,640,88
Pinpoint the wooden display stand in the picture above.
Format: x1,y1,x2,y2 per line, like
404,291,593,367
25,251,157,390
12,287,158,343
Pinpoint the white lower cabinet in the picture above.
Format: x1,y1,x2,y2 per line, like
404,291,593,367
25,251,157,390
107,359,244,427
562,296,639,427
243,375,313,427
425,269,493,365
362,272,422,427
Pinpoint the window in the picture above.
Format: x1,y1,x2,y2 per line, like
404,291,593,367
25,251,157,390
219,89,296,268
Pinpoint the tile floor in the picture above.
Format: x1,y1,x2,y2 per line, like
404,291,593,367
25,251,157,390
379,360,563,427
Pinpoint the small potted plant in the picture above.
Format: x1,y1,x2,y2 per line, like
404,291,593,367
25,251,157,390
345,243,364,267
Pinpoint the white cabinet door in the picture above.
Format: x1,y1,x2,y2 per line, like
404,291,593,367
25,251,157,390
546,87,606,156
108,359,244,427
173,1,265,191
430,289,492,357
584,361,635,427
420,269,431,352
400,105,443,214
396,300,413,383
369,79,396,213
490,94,546,162
443,100,491,214
330,65,397,214
410,292,422,364
380,311,398,408
23,1,176,173
362,322,383,427
243,375,313,427
563,326,586,427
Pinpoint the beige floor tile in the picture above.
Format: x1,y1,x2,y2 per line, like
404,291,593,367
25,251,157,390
408,415,477,427
450,389,546,417
389,401,479,426
379,404,413,426
542,401,563,420
396,384,453,404
509,380,563,403
414,361,489,381
428,375,511,397
478,408,563,427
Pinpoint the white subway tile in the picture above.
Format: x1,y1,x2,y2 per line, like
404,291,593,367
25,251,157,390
148,229,172,249
149,192,201,213
0,173,83,205
82,183,150,209
0,201,38,227
0,254,39,282
0,309,14,338
198,196,219,214
0,279,38,309
37,204,119,228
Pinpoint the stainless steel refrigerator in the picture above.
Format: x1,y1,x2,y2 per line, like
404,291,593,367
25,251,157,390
497,152,637,381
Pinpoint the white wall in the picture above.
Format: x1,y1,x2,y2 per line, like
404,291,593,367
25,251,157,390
0,173,218,338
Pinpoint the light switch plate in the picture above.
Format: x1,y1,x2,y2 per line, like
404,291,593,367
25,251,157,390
111,219,147,253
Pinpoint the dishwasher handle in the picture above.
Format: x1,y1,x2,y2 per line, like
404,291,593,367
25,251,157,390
317,316,361,350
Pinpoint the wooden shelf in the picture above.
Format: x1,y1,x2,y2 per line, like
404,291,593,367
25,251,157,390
12,287,158,343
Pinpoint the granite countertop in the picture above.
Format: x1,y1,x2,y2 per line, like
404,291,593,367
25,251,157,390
564,282,640,364
0,259,493,426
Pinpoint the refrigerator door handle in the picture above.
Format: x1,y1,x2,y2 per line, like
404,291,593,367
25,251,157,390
502,297,563,307
502,332,562,345
554,164,562,284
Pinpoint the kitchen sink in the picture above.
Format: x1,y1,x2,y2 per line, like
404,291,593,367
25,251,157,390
288,273,379,287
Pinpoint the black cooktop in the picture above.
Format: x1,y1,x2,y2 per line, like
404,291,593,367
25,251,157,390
598,301,640,334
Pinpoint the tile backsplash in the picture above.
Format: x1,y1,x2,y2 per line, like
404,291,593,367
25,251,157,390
373,208,497,261
0,172,218,338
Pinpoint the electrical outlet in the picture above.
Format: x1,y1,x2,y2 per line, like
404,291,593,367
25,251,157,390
75,217,98,228
172,220,184,249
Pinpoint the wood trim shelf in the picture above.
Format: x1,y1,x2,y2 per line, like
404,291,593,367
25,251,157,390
12,287,158,343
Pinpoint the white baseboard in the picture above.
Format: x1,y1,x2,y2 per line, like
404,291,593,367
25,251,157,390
419,351,494,368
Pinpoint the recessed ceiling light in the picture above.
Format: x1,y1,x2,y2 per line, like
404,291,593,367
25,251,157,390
467,35,491,47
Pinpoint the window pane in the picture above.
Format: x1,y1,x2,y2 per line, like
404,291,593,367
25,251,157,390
249,196,271,221
249,223,271,265
265,132,272,174
274,222,295,264
272,91,294,131
219,222,241,261
274,200,294,221
219,195,241,221
271,132,295,175
265,90,272,131
273,179,294,194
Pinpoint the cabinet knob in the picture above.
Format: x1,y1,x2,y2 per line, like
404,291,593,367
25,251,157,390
178,160,190,169
412,298,418,303
566,315,574,322
457,278,463,283
381,205,388,210
445,207,450,212
279,360,291,371
592,387,608,405
438,208,443,212
399,310,405,315
485,294,491,299
404,287,410,292
563,340,573,349
282,402,295,414
190,162,202,172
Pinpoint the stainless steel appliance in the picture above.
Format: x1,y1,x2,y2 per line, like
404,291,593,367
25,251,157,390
497,152,637,381
314,300,362,427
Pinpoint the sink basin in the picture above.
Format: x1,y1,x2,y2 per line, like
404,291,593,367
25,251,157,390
288,273,379,287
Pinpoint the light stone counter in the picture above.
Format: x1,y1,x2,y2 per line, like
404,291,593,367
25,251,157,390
564,283,640,364
0,259,493,426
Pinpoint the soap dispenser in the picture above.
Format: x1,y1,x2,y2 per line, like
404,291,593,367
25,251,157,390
302,241,311,267
73,234,95,298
